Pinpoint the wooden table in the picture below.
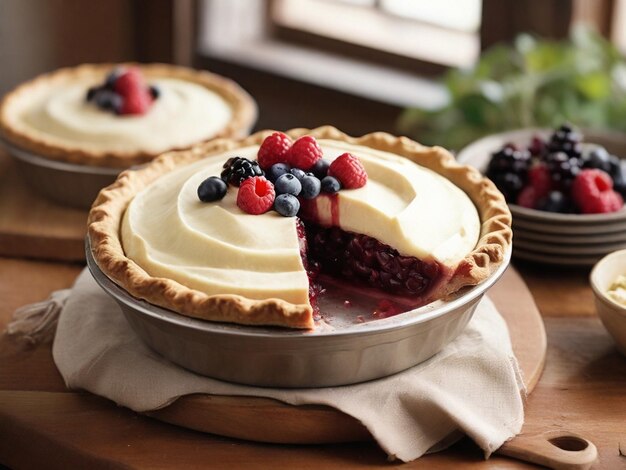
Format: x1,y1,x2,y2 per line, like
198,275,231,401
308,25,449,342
0,257,624,469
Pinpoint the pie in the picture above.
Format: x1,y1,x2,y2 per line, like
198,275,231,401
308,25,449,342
88,126,512,329
0,63,256,168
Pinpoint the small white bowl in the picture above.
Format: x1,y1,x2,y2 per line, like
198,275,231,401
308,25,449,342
590,249,626,355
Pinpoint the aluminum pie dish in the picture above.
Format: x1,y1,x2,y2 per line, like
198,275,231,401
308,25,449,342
86,238,512,388
1,138,121,209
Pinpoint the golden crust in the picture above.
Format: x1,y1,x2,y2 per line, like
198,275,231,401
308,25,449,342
88,126,512,329
0,63,257,168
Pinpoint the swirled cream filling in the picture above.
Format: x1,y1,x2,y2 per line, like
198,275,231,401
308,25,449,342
16,77,232,154
121,140,481,304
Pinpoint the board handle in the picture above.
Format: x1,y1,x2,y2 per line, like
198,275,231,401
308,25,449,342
497,431,597,470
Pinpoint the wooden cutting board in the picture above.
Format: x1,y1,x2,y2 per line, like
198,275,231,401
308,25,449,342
0,150,87,262
146,267,547,445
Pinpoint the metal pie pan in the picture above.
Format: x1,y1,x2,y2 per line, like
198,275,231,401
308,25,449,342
2,138,121,209
86,239,512,388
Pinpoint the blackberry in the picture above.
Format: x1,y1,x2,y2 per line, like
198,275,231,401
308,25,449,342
546,124,582,159
486,146,531,180
220,157,264,186
489,172,524,202
545,151,581,189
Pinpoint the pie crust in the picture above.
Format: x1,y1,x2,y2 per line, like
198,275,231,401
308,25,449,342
0,63,257,168
88,126,512,328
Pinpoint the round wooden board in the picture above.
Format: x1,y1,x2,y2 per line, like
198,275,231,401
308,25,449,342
147,267,547,444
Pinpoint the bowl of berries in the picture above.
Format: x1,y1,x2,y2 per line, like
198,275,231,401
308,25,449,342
457,124,626,266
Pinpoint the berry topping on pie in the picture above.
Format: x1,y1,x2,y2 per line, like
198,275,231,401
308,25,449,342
236,176,275,214
274,193,301,217
89,127,511,330
197,176,227,202
257,131,293,170
274,173,302,196
288,135,323,170
321,175,341,193
328,152,367,189
87,66,155,116
221,157,264,186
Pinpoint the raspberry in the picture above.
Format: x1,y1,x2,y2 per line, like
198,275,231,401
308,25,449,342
257,132,293,170
581,190,624,214
571,169,623,214
287,136,323,170
236,176,275,214
527,164,552,198
114,68,145,96
328,153,367,189
516,186,539,209
120,90,152,115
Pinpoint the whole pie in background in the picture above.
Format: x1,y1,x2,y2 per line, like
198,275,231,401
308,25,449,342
0,63,257,168
88,126,512,329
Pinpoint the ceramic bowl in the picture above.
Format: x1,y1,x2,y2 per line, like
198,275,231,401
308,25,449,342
590,249,626,355
457,128,626,266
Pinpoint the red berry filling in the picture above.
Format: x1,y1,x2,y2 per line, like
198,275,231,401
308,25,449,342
305,225,443,298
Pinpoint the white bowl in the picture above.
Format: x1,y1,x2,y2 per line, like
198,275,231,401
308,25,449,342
590,249,626,355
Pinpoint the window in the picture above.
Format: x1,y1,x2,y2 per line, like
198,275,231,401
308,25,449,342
271,0,482,68
199,0,449,109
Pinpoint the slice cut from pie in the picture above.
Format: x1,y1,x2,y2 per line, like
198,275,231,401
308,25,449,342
0,63,256,168
88,127,511,329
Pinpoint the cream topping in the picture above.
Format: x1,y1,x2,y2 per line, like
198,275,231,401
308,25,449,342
15,77,233,154
122,140,481,304
607,274,626,307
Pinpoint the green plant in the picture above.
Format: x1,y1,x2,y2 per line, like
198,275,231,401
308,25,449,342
398,26,626,151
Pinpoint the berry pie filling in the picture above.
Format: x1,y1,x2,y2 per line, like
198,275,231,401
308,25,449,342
121,136,480,324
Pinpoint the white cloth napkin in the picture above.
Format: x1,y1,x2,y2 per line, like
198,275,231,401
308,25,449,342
51,269,525,462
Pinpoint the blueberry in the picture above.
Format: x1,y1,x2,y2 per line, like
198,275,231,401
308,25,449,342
105,68,123,90
149,85,161,99
86,86,100,102
612,160,626,198
274,194,300,217
583,146,611,172
274,173,302,196
290,168,306,181
608,155,621,178
537,191,570,213
197,176,228,202
267,163,291,182
300,175,321,199
311,158,331,179
321,175,341,194
94,89,123,112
